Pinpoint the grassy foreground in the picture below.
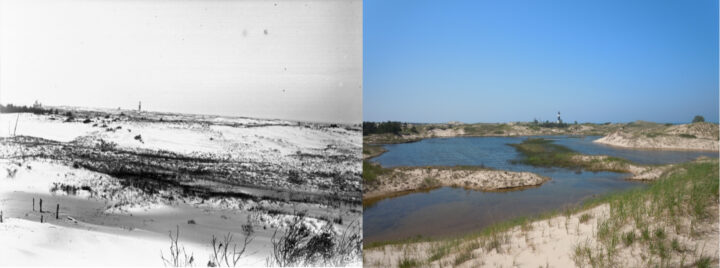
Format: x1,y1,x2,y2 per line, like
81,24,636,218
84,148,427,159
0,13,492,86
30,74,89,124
364,159,719,267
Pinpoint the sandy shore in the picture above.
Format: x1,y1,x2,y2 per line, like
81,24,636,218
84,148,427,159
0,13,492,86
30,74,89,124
364,202,719,267
363,167,549,200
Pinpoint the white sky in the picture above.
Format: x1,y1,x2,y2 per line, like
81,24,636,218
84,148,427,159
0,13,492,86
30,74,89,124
0,0,362,124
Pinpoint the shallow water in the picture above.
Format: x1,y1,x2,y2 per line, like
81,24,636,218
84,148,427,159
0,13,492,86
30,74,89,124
364,136,717,243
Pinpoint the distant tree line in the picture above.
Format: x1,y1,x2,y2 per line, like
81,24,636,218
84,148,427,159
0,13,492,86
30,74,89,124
363,121,403,136
692,115,705,123
531,119,569,128
0,104,58,115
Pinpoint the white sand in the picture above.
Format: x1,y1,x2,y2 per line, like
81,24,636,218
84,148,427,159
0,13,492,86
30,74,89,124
0,112,362,266
364,204,719,267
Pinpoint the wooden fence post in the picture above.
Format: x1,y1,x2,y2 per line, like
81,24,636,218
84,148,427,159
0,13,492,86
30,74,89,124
1,210,3,223
56,204,59,219
39,198,43,213
33,198,35,212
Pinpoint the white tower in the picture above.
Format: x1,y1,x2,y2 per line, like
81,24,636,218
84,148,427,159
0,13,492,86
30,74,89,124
557,111,561,124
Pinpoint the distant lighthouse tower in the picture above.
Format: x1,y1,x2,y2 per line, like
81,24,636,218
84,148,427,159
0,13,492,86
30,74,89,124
557,111,562,124
138,101,142,112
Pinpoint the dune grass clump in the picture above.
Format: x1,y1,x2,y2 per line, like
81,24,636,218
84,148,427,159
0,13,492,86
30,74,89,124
397,257,420,268
267,214,361,267
579,213,592,223
571,160,719,267
362,160,388,185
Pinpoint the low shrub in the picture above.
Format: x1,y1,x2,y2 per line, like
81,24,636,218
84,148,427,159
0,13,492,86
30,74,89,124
678,134,696,139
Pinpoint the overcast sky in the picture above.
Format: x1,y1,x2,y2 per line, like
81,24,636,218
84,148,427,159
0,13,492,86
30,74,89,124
0,0,362,124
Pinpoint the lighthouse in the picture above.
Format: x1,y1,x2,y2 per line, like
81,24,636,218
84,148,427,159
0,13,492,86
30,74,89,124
557,111,562,124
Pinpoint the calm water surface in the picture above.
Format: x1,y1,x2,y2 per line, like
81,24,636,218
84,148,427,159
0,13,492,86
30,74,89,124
364,136,717,243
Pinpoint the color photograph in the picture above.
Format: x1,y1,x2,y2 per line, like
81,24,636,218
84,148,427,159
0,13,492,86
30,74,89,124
363,0,719,267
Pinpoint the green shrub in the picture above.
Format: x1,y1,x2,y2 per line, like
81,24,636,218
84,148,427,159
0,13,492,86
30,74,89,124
692,115,705,123
622,231,635,246
362,161,387,185
579,213,592,223
420,177,440,189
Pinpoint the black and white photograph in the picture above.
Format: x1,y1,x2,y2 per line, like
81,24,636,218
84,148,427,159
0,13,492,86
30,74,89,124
0,0,362,266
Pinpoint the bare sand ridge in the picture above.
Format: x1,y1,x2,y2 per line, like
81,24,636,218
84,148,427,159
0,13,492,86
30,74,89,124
363,167,550,200
595,122,719,151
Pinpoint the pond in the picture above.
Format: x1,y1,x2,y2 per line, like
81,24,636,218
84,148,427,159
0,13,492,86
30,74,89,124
364,136,717,243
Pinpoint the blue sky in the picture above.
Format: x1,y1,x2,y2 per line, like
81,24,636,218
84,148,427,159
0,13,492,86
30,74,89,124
364,0,719,123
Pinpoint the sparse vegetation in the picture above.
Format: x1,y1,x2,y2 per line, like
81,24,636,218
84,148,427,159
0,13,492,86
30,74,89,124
397,257,420,268
267,214,360,267
572,160,719,267
160,225,195,267
579,213,592,223
208,222,254,267
97,139,118,152
362,144,387,159
678,133,696,139
419,177,440,189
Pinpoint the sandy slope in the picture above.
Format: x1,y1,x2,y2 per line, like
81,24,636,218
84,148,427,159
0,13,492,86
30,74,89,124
594,123,719,151
364,203,719,267
0,111,362,266
0,217,208,266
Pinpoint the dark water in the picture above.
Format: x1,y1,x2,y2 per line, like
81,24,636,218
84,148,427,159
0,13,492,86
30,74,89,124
364,136,717,243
